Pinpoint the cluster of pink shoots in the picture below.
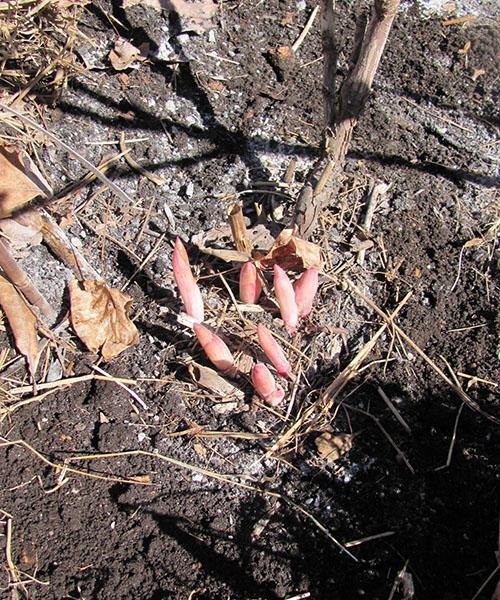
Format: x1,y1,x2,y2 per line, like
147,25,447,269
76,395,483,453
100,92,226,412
172,238,319,407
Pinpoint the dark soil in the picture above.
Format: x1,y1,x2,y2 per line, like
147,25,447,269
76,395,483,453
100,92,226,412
0,1,499,599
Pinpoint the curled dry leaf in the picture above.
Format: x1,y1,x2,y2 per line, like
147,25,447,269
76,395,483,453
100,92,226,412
198,246,250,263
0,209,44,249
109,38,148,71
188,362,243,414
257,228,322,271
0,145,53,218
69,279,139,360
315,432,353,462
188,362,244,401
0,274,39,380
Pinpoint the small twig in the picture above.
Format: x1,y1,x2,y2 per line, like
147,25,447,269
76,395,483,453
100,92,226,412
0,238,55,321
90,364,148,410
40,209,103,281
228,203,253,255
377,385,412,434
346,403,415,474
291,5,320,53
119,133,166,186
357,182,389,266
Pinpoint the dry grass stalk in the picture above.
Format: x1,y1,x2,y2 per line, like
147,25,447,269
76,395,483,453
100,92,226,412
228,202,253,255
9,372,138,395
267,291,412,457
0,0,88,94
347,280,499,424
0,104,135,206
119,133,166,186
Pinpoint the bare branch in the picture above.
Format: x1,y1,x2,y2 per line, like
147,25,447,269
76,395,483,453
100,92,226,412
293,0,401,238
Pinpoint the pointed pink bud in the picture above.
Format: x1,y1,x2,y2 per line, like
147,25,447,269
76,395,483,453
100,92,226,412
172,238,204,323
239,262,262,304
194,323,237,376
251,363,285,407
293,268,319,318
257,324,292,378
273,264,298,335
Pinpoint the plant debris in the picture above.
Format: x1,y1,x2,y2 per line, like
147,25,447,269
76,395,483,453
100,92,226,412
69,279,139,360
108,38,149,71
0,145,52,218
0,274,39,380
257,228,323,271
315,432,353,462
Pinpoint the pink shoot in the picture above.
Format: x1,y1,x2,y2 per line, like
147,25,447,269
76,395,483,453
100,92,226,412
251,363,285,407
239,262,262,304
257,324,292,378
172,237,204,323
194,323,237,376
273,264,298,334
293,267,319,318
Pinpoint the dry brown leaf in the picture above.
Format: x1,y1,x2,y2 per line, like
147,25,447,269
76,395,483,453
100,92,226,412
0,209,44,249
257,228,323,271
188,362,244,401
471,68,485,81
315,432,353,462
191,225,232,247
109,39,148,71
198,246,250,263
351,238,374,253
188,362,243,413
122,0,217,33
0,145,52,218
247,224,276,250
192,441,207,459
69,279,140,360
0,274,39,379
463,237,483,248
